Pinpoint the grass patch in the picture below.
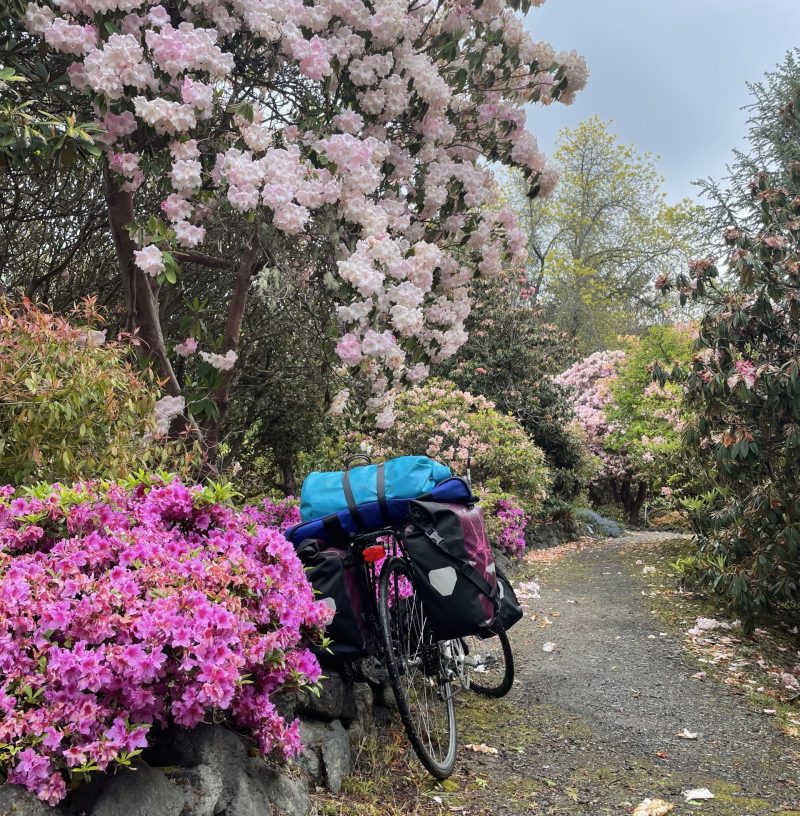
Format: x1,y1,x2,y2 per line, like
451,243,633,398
313,722,440,816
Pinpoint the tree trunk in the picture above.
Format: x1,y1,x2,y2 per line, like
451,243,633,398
105,164,259,472
200,243,259,472
103,165,181,397
279,457,297,496
626,482,648,527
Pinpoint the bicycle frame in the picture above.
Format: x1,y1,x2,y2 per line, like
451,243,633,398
348,526,403,659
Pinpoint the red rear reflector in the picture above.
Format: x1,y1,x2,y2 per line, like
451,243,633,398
362,545,386,563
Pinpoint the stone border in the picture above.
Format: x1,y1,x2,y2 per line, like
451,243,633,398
0,671,382,816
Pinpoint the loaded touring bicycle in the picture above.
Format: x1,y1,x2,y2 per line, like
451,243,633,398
286,455,523,778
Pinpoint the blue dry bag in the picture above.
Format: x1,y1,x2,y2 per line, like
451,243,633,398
287,476,473,546
299,455,451,522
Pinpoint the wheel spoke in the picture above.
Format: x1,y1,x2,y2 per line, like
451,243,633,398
378,557,456,777
462,629,514,698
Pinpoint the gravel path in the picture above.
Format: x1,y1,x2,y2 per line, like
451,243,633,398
447,532,800,815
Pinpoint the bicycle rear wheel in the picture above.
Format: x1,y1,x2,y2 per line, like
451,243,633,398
462,626,514,698
378,556,456,779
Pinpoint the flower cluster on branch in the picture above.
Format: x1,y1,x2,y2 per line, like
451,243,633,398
20,0,586,421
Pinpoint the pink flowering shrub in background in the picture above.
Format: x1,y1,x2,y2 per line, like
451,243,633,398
0,477,330,804
556,325,694,524
356,379,550,511
330,379,548,557
479,491,529,557
258,495,301,532
555,350,629,484
556,348,647,522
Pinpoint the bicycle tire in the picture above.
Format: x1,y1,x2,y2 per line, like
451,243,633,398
463,626,514,698
377,556,457,779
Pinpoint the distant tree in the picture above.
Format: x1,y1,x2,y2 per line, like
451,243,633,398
504,117,702,352
697,48,800,239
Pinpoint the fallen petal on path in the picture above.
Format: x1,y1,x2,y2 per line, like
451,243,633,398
543,641,556,652
683,788,715,802
464,743,498,755
632,797,674,815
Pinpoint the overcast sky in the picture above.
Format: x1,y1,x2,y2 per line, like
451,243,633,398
523,0,800,204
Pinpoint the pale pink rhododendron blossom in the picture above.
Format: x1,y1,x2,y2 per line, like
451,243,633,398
174,337,198,357
75,328,107,347
0,480,331,804
727,358,758,390
154,394,185,433
22,0,586,422
132,244,164,277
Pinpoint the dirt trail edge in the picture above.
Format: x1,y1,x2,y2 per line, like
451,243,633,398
445,532,800,816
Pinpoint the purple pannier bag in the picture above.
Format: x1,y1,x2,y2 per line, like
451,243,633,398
402,500,499,640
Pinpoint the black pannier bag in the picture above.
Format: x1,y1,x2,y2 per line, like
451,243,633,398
295,538,371,664
494,565,523,633
402,500,500,640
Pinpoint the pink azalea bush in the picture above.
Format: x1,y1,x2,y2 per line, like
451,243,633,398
258,495,301,532
0,477,331,805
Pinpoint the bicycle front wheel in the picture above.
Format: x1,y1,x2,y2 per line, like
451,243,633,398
378,556,456,779
462,626,514,698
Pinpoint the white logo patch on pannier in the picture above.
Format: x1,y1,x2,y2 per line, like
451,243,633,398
428,566,458,597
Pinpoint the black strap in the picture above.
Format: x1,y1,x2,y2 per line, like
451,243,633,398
376,462,391,523
414,520,499,607
341,469,366,531
295,538,319,561
322,514,347,543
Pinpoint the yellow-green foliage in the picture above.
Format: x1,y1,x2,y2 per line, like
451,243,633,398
0,299,192,485
606,323,696,495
